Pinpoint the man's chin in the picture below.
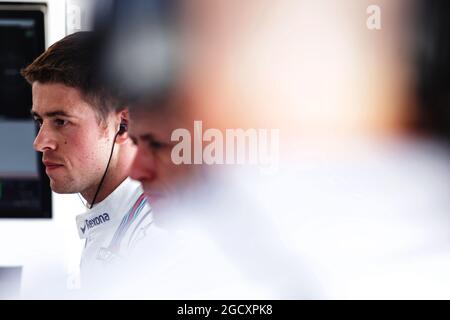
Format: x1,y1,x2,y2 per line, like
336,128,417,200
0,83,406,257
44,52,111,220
50,187,72,194
49,181,76,194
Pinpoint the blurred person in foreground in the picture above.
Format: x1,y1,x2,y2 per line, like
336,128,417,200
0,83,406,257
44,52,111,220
94,0,449,299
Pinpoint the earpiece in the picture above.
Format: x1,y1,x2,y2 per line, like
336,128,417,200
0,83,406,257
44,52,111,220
118,121,128,135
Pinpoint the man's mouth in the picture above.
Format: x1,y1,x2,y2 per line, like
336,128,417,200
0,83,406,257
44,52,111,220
43,161,64,172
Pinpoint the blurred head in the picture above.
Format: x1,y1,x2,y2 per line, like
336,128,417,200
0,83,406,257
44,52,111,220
22,32,134,197
127,97,203,209
176,0,418,140
102,0,444,205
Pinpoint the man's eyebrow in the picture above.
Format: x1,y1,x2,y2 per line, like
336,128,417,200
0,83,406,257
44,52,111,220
30,110,71,118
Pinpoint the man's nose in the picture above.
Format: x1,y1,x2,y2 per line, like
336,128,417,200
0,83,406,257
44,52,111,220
33,124,57,152
129,148,157,182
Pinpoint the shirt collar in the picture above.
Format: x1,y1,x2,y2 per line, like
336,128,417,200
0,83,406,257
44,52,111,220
75,178,140,239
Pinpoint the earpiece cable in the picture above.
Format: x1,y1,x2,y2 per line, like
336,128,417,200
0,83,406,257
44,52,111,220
90,130,121,209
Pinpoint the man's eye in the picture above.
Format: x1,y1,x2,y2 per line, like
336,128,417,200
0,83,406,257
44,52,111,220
54,119,68,127
33,118,43,127
149,140,165,150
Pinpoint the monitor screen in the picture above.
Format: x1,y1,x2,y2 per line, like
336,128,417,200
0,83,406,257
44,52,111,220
0,6,51,218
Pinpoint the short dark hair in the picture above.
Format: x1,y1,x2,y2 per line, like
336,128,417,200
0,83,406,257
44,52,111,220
21,31,124,123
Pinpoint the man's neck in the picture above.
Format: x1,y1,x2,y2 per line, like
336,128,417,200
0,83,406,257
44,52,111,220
81,173,128,208
80,140,136,208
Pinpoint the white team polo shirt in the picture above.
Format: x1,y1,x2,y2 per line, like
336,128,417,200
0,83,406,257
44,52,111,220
75,178,153,282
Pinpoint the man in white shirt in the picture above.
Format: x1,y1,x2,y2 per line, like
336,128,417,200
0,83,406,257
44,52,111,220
21,32,153,285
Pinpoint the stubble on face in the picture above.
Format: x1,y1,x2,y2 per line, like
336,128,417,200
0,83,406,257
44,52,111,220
32,82,113,196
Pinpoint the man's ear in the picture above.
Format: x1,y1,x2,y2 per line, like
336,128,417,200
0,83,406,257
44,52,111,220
115,109,129,143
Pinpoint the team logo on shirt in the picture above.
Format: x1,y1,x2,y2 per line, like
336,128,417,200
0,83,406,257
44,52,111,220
80,213,110,234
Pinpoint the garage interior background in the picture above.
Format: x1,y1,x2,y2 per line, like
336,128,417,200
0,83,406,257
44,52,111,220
0,0,93,294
